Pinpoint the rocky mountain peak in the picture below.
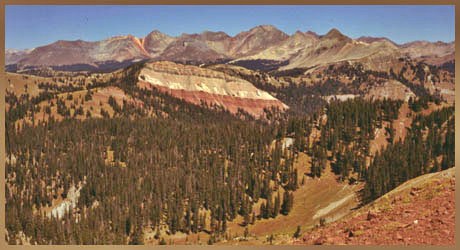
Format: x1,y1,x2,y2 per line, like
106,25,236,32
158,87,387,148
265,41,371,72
323,28,349,41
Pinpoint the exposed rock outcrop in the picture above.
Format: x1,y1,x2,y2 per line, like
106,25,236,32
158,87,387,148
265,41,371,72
137,61,288,117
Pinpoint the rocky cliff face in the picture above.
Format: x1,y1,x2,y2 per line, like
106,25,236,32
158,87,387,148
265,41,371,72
137,61,288,117
364,80,416,102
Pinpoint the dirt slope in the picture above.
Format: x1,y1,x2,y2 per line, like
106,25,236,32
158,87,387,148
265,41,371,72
299,167,455,245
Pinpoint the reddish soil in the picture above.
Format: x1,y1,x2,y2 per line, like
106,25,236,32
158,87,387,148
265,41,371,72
370,122,389,155
298,168,455,245
370,103,411,155
138,81,287,118
393,102,412,142
370,102,448,156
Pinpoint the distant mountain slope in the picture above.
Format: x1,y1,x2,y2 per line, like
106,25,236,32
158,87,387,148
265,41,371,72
157,37,228,63
400,41,454,59
5,48,34,65
143,30,176,57
16,36,150,67
356,36,397,45
234,30,318,61
227,25,289,57
7,25,453,72
279,29,402,71
399,41,455,66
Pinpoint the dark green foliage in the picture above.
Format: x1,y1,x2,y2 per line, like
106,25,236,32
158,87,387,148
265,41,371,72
5,66,299,244
363,106,454,201
159,238,167,245
313,98,402,181
281,191,294,215
293,225,301,238
108,96,121,114
319,218,326,227
5,61,454,244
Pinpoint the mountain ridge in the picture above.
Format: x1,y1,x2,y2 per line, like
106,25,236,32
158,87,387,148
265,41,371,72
6,25,455,72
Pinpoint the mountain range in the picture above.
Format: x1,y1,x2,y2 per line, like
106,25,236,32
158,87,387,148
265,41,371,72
6,25,454,72
5,24,456,246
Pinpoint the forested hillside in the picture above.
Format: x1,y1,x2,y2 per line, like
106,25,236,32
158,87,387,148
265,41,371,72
5,60,455,245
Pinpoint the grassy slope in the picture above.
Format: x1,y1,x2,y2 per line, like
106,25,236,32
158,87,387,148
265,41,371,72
146,152,362,245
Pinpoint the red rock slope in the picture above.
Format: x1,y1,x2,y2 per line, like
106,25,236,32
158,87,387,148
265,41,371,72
299,167,455,245
137,61,288,118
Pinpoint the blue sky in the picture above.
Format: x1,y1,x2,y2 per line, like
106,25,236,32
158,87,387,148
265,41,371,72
6,5,455,49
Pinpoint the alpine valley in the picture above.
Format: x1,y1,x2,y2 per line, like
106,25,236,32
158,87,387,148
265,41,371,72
5,25,455,245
